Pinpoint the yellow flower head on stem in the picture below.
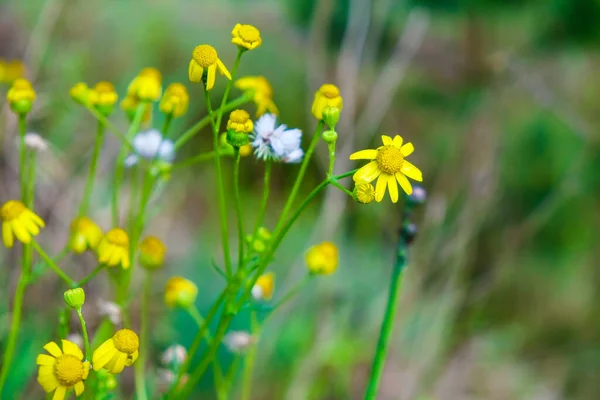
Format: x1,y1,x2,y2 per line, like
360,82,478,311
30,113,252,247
231,24,262,50
305,242,339,275
164,276,198,308
128,68,162,102
0,60,26,83
70,82,97,106
188,44,231,90
1,200,45,248
69,217,103,254
251,272,275,301
121,94,152,123
227,109,253,133
353,181,376,204
92,329,139,374
139,235,167,270
311,84,343,121
7,78,36,114
93,81,118,115
159,83,189,118
97,228,130,269
36,339,90,399
234,76,278,116
350,135,423,202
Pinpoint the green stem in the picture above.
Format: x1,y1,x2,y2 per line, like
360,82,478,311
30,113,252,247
186,306,212,342
329,179,353,197
251,159,272,242
241,312,259,400
18,114,27,201
327,141,336,177
85,105,132,150
172,151,217,170
77,309,91,360
134,272,151,400
162,113,174,138
79,120,105,217
77,264,105,287
269,274,313,315
233,148,244,270
26,151,36,208
31,240,75,286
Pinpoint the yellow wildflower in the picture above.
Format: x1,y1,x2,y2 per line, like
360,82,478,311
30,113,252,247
97,228,130,269
6,78,36,114
231,24,262,50
251,272,275,301
164,276,197,308
159,83,189,117
128,74,162,102
0,60,26,83
70,82,97,105
93,81,118,108
311,84,343,120
227,109,253,133
69,217,103,254
350,135,423,202
235,76,278,116
188,44,231,90
353,181,376,204
139,235,167,270
305,242,339,275
0,200,45,248
92,329,139,374
36,340,90,399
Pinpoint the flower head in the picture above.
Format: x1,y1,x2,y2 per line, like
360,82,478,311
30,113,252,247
231,24,262,50
350,135,422,202
235,76,278,116
70,83,97,105
125,129,175,167
160,83,189,117
227,109,253,133
128,68,162,102
1,200,45,248
311,84,343,121
188,45,231,90
139,235,167,270
353,181,376,204
24,132,49,152
97,228,130,269
305,242,339,275
165,277,197,308
93,81,118,115
69,217,103,254
36,340,90,399
251,272,275,301
223,331,256,353
92,329,139,374
7,78,36,114
0,60,26,83
251,113,303,163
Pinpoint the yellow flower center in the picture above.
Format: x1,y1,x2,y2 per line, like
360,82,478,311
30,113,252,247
193,45,218,68
229,109,250,123
376,145,404,175
238,25,260,42
0,200,26,221
320,84,340,99
105,228,129,247
53,354,85,386
113,329,139,354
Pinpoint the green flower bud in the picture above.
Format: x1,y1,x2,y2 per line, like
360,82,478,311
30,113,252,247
252,239,266,253
64,288,86,309
257,227,272,241
226,129,250,148
322,130,338,144
322,106,340,129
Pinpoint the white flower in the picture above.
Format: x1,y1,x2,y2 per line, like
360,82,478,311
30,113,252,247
23,133,48,152
223,331,256,353
160,344,187,366
97,298,121,325
251,113,303,163
125,129,175,167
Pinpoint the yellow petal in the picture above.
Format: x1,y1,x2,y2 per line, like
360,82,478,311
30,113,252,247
82,361,90,379
349,149,377,160
29,211,45,228
188,60,203,83
206,64,216,91
3,222,14,248
387,175,399,203
62,339,83,360
22,216,40,236
401,160,423,182
109,352,128,374
11,220,31,244
401,142,414,156
36,354,56,366
37,372,59,392
121,250,131,269
381,135,392,146
93,348,117,371
44,342,63,357
392,135,403,148
74,381,85,396
37,365,54,378
92,340,116,368
353,161,381,183
375,175,388,202
395,172,413,195
52,385,66,400
107,249,121,267
217,59,232,79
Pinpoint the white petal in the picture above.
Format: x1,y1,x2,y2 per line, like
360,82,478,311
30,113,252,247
158,140,175,162
283,148,304,163
124,154,139,167
254,114,277,139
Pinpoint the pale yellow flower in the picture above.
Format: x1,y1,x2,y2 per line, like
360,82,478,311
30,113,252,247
305,242,339,275
231,24,262,50
139,235,167,270
159,83,189,117
6,78,36,114
227,109,253,133
188,45,231,90
164,277,198,308
353,181,376,204
36,340,90,399
97,228,130,269
235,76,278,116
69,217,103,254
93,81,118,107
0,200,45,248
311,84,343,120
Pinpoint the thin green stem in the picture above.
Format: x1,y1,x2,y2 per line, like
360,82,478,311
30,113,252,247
26,151,36,208
31,240,75,286
327,141,336,177
77,309,91,360
172,151,216,170
134,272,151,400
79,120,105,216
233,148,245,270
18,114,27,201
269,274,314,315
77,264,105,287
241,312,259,400
329,179,353,197
251,159,272,242
215,50,243,136
162,113,174,138
84,105,132,150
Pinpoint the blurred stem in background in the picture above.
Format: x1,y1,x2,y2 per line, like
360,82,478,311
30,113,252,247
241,311,259,400
135,271,152,400
251,159,272,243
233,148,245,270
79,119,105,217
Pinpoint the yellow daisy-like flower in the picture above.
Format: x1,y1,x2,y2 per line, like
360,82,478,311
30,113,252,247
350,135,423,202
6,78,36,114
69,217,103,254
188,44,231,90
0,60,26,83
93,81,118,107
127,74,162,102
305,242,339,275
97,228,130,269
0,200,45,248
139,235,167,270
36,339,90,399
234,76,278,116
92,329,139,374
227,109,254,133
251,272,275,301
70,82,97,105
164,276,198,308
311,84,343,120
231,24,262,50
159,83,189,117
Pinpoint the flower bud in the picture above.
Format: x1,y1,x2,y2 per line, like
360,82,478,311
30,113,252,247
139,236,167,270
93,81,118,116
227,110,253,133
239,143,253,157
322,106,340,129
64,288,86,309
226,130,250,148
70,82,97,105
311,84,343,120
160,83,189,117
251,239,266,253
305,242,339,275
164,277,198,308
352,181,376,204
7,78,36,115
322,129,338,144
257,227,272,241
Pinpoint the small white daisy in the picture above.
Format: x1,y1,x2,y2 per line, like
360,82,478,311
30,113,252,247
251,113,303,163
125,129,175,167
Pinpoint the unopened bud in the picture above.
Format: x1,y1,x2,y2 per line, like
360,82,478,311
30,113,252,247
322,129,338,144
322,106,340,129
64,288,86,309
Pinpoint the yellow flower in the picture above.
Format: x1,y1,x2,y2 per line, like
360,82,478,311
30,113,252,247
128,75,162,102
70,82,97,105
0,200,45,248
97,228,130,269
231,24,262,50
6,78,36,114
239,143,253,157
139,235,167,270
311,84,343,120
164,276,197,308
251,272,275,301
305,242,339,275
350,135,423,202
92,329,139,374
234,76,278,116
188,44,231,90
0,60,26,83
159,83,189,117
69,217,103,254
36,340,90,399
353,181,376,204
227,109,253,133
93,81,118,107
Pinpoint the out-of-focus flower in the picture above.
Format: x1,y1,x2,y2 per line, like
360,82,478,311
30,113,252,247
139,236,167,270
160,344,187,366
305,242,339,275
97,299,122,326
231,24,262,50
164,277,197,308
70,82,97,105
0,60,26,83
124,129,175,167
251,113,303,163
97,228,130,269
0,200,45,248
235,76,278,117
223,331,256,353
36,340,90,399
69,217,103,254
353,181,376,204
7,78,36,114
311,84,343,121
24,133,49,152
350,134,422,201
93,81,118,115
92,329,139,374
251,272,275,301
128,68,162,101
159,83,189,117
188,45,231,90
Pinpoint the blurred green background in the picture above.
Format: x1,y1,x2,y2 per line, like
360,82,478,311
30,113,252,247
1,0,600,399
